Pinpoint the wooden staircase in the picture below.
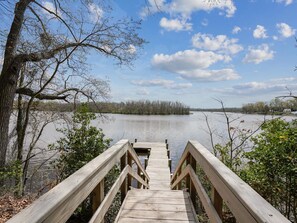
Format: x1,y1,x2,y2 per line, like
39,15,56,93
7,140,291,223
116,142,198,222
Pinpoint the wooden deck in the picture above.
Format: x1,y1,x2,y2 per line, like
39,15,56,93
116,142,198,223
134,142,171,190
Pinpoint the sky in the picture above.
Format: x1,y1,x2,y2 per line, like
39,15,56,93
2,0,297,108
87,0,296,108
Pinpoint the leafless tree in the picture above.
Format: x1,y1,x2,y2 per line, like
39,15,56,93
204,99,265,172
0,0,145,170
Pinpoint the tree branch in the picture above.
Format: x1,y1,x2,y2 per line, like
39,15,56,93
16,87,69,101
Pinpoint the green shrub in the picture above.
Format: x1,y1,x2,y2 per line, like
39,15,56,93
243,118,297,221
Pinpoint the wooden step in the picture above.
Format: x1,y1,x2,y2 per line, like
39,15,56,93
116,189,198,223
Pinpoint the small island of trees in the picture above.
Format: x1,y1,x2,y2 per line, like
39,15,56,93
28,100,191,115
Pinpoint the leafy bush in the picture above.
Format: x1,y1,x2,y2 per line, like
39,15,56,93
0,161,22,195
242,118,297,221
50,105,111,181
50,105,120,222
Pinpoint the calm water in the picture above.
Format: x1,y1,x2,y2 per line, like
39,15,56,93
28,111,294,170
91,111,277,169
13,111,295,192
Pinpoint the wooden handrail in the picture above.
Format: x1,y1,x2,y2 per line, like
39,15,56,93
171,164,222,223
8,140,149,223
171,140,290,223
128,147,150,181
89,166,148,223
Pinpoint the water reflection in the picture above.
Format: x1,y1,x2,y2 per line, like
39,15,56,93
93,111,283,169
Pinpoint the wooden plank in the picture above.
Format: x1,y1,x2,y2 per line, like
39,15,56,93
124,197,191,205
120,153,127,202
91,179,104,214
140,142,171,190
122,203,193,212
128,189,188,198
118,218,196,223
149,183,170,190
118,209,195,221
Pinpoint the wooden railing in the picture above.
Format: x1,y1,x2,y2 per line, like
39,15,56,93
171,140,290,223
8,140,149,223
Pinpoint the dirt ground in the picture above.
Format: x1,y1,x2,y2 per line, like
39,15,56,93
0,195,35,222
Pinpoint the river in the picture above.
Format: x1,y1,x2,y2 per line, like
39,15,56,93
26,111,296,168
91,112,270,168
14,111,295,192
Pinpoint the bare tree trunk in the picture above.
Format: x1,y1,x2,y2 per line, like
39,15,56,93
0,0,31,169
0,67,20,168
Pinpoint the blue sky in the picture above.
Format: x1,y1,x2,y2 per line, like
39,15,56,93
88,0,297,108
2,0,297,108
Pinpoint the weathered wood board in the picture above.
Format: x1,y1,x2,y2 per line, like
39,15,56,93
116,189,198,223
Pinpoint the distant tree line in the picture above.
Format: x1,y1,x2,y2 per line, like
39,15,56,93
20,100,190,115
242,98,297,114
191,107,243,113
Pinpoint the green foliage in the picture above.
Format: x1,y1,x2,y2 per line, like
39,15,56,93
0,161,22,195
50,105,119,222
242,118,297,221
29,100,190,115
50,105,111,180
242,98,297,114
214,142,243,173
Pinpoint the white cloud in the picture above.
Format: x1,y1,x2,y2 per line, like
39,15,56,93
152,49,230,71
168,0,236,18
274,0,293,6
160,17,192,32
222,77,297,95
276,23,296,38
191,33,243,55
42,1,62,18
151,50,239,81
253,25,268,39
243,44,274,64
141,0,236,18
177,68,240,81
88,3,103,22
232,26,241,34
131,79,192,89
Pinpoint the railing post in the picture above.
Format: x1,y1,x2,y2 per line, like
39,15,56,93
186,154,191,191
144,158,148,169
127,152,132,189
177,168,182,190
120,152,127,203
211,186,223,219
190,155,197,211
137,166,141,188
92,179,104,216
168,159,172,173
